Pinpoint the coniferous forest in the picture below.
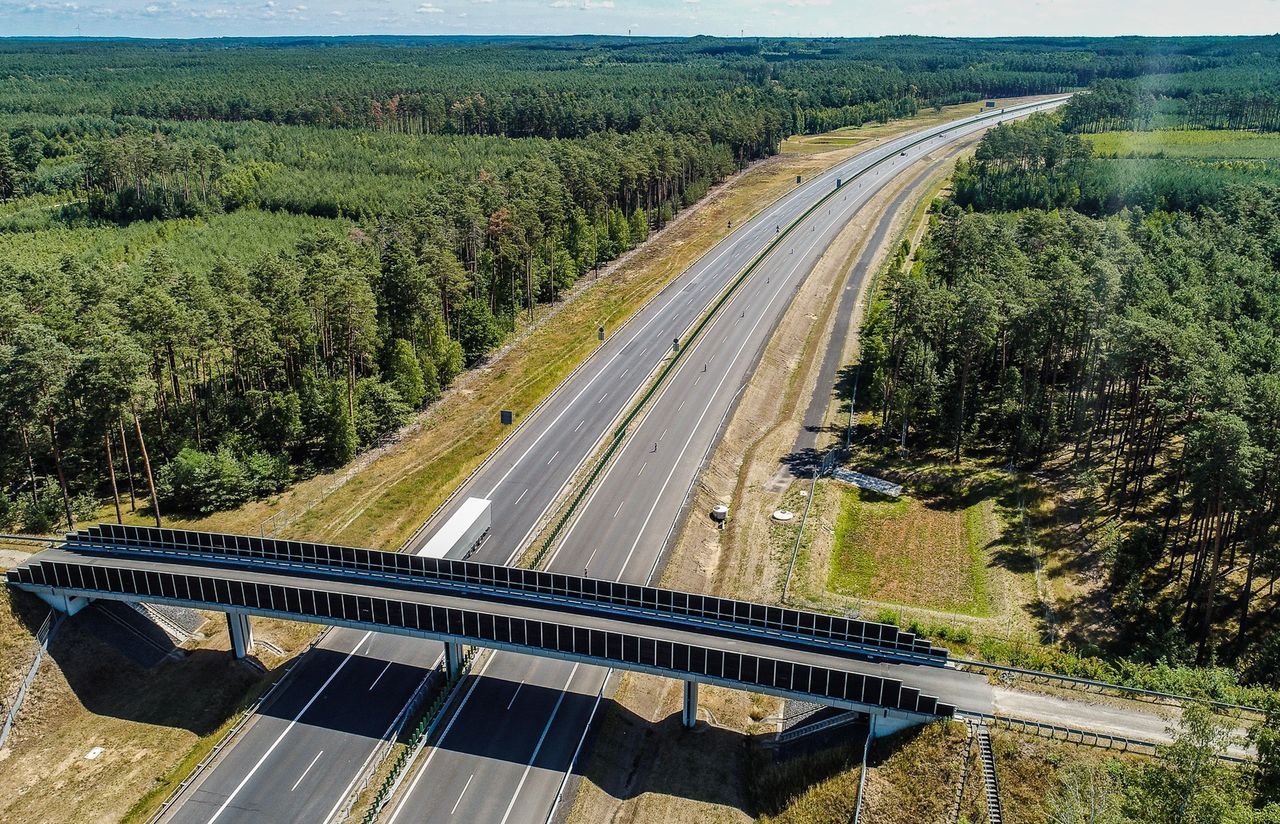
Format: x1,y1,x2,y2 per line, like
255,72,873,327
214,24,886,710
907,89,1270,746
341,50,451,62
859,92,1280,681
2,34,1279,555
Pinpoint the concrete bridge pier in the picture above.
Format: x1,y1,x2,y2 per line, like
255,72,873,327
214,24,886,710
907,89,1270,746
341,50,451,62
227,612,255,658
445,641,465,680
682,679,699,728
35,592,90,616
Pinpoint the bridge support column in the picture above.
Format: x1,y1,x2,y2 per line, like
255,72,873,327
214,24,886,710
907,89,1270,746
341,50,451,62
36,591,90,616
681,680,698,728
227,612,254,659
444,641,465,681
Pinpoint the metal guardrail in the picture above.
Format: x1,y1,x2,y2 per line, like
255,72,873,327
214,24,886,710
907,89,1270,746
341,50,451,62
782,452,835,604
957,711,1252,764
358,647,478,824
331,669,437,823
851,714,875,824
0,610,60,751
954,658,1266,717
948,723,976,824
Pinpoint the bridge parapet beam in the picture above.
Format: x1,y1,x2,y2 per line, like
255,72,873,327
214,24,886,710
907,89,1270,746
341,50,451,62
682,680,698,728
227,612,254,659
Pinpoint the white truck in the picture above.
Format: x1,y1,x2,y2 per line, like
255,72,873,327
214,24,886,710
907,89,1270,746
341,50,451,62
417,497,492,559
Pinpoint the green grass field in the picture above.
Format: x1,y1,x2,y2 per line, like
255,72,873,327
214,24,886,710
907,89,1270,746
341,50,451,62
2,209,348,272
1085,129,1280,159
827,484,994,617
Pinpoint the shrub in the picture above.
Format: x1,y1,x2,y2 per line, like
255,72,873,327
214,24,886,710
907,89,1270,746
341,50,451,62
158,446,290,515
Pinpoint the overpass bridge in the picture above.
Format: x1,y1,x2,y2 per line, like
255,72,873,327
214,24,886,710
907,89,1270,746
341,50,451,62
6,524,978,729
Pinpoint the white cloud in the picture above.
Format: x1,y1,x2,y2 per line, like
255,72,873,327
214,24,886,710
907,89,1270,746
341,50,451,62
2,0,1278,38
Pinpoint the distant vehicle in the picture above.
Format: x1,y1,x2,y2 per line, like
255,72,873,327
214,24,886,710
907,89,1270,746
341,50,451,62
417,497,492,559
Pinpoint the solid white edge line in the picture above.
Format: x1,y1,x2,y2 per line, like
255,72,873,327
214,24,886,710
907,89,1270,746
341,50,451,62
542,675,609,824
386,651,497,824
497,663,582,824
320,650,444,824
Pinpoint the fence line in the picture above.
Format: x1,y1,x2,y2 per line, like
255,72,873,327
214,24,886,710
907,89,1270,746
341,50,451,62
0,610,61,751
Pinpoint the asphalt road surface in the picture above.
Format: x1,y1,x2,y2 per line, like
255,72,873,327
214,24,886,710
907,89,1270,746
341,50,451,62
161,97,1067,824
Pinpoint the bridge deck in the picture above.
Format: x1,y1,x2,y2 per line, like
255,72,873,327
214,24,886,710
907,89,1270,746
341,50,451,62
9,538,992,717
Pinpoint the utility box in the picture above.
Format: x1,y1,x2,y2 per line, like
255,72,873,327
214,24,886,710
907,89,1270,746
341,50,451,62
501,410,514,425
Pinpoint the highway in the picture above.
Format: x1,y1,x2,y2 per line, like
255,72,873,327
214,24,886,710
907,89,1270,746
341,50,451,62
160,97,1067,824
386,98,1067,824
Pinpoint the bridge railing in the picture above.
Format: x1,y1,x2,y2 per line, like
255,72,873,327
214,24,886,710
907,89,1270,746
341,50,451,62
70,524,947,663
11,553,954,720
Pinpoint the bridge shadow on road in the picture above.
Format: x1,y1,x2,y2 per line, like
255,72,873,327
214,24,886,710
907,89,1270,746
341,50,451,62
417,672,780,812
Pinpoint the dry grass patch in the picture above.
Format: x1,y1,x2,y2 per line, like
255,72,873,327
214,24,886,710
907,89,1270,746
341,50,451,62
754,742,864,824
0,579,47,735
861,721,972,824
989,729,1137,824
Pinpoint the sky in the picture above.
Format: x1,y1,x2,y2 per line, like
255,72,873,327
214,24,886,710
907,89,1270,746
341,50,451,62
2,0,1278,40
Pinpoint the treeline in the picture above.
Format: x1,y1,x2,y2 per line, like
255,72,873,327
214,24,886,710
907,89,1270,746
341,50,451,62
1,125,716,525
0,178,662,526
860,114,1280,672
1062,76,1280,133
4,34,1278,534
1,34,1234,156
